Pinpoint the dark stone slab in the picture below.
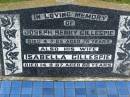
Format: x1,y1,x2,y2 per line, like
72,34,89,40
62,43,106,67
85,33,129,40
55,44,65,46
0,5,130,76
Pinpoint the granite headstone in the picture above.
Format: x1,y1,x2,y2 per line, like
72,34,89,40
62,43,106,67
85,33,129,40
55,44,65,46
0,5,130,76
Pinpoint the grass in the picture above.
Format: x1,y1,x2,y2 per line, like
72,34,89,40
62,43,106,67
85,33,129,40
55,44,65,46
0,0,130,4
102,0,130,4
0,0,27,3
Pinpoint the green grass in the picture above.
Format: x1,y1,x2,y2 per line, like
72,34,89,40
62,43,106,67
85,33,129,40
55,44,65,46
0,0,130,4
102,0,130,4
0,0,27,3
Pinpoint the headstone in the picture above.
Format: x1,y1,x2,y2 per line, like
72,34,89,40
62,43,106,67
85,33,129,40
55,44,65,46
0,4,130,76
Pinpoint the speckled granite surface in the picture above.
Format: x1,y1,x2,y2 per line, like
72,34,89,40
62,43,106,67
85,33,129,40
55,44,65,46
0,4,130,77
0,1,130,79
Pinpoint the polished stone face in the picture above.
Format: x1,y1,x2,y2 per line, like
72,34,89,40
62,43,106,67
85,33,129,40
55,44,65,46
0,5,130,76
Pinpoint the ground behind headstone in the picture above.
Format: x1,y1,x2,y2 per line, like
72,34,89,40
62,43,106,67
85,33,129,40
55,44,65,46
0,0,130,11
